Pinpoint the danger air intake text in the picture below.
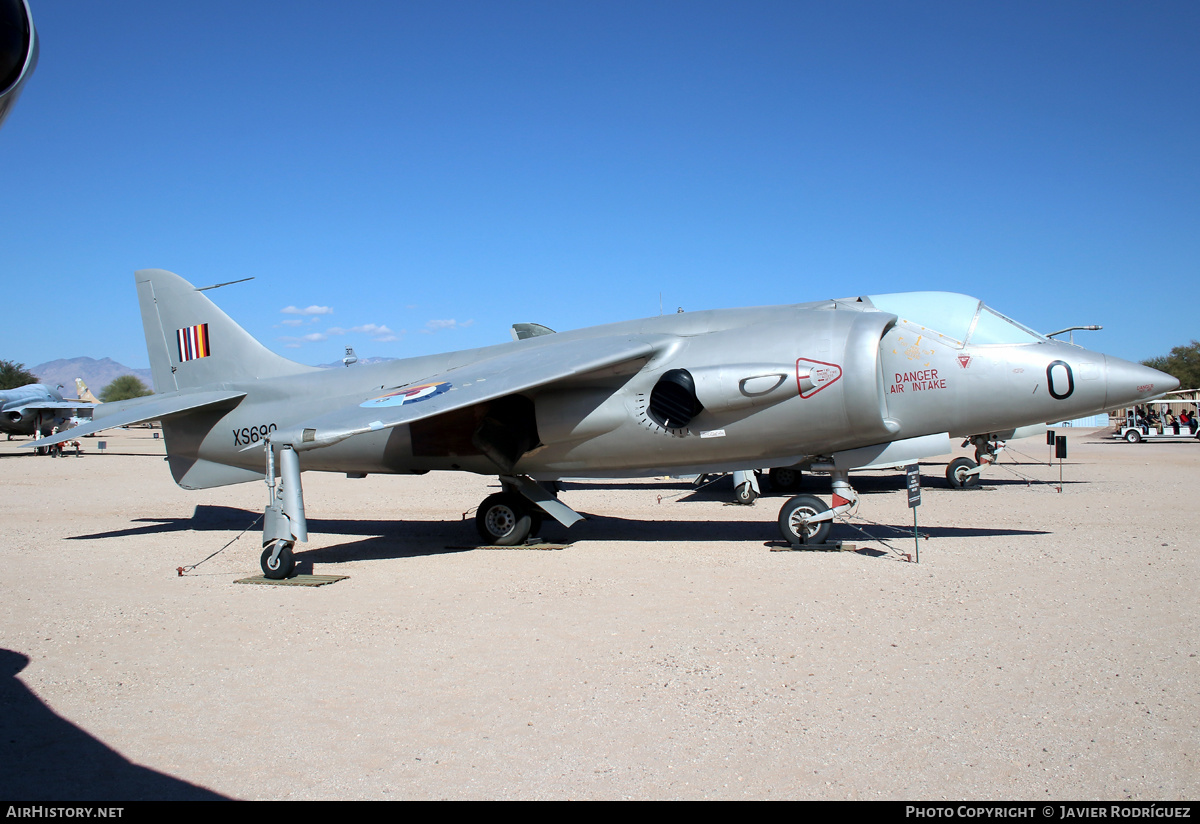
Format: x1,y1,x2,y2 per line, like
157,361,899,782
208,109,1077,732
890,368,947,395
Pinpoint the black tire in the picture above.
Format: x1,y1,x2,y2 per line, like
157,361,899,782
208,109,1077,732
1124,429,1142,443
768,466,802,493
260,541,295,579
475,493,534,546
778,495,831,545
734,481,759,505
946,456,980,489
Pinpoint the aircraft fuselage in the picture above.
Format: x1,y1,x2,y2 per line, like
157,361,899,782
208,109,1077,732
157,295,1167,488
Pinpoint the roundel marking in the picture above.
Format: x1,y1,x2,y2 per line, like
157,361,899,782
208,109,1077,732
360,381,452,408
1046,361,1074,400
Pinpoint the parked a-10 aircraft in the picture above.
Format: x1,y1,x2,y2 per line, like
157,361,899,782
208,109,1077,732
33,269,1175,577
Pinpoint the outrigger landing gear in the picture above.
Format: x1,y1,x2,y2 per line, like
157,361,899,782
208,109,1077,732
732,468,760,505
777,466,857,547
261,540,295,579
260,443,307,578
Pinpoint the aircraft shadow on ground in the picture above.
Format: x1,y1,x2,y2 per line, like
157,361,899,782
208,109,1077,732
842,522,1052,540
68,503,1050,570
0,649,227,801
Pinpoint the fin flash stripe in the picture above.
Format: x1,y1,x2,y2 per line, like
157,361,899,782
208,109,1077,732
177,323,211,362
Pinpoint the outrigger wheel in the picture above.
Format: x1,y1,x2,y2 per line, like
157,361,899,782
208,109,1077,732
476,492,542,546
261,540,296,579
946,456,980,489
778,494,832,546
734,479,760,505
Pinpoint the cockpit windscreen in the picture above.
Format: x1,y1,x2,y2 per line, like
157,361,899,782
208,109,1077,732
865,292,1046,348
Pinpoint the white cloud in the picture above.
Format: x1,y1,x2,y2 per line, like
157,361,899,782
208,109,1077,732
352,323,390,335
288,322,401,344
281,305,333,316
424,318,475,332
352,324,400,342
277,332,329,345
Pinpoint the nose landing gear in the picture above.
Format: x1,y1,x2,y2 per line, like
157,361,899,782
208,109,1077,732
777,467,857,547
946,456,981,489
946,434,1006,489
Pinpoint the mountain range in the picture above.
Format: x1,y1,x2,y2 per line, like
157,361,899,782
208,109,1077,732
32,358,154,395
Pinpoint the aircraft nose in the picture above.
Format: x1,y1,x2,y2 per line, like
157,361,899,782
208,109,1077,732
1105,355,1179,408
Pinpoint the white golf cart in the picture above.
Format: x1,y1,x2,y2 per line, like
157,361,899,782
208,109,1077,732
1113,391,1199,443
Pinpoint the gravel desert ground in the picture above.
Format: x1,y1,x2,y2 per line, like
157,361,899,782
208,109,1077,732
1,426,1196,800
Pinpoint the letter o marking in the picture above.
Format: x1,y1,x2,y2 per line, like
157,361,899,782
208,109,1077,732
1047,360,1074,400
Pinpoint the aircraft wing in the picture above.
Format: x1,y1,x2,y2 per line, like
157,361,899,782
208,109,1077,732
27,389,246,448
11,401,94,413
276,336,658,451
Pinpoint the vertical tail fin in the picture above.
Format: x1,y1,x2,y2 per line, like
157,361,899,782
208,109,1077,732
136,269,319,393
74,378,100,403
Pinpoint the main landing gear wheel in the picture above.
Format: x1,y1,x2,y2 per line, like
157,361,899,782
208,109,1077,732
946,456,980,489
261,540,296,579
476,493,537,546
768,467,802,493
778,494,831,546
1125,429,1142,443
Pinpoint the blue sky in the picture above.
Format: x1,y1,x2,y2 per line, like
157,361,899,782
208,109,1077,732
4,1,1197,371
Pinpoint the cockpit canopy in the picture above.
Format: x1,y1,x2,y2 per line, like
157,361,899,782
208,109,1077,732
858,292,1047,349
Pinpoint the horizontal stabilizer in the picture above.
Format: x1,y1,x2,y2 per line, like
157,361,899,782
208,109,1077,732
27,389,245,448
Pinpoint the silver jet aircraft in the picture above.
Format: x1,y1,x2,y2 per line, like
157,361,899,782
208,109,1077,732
32,269,1176,577
1,383,91,440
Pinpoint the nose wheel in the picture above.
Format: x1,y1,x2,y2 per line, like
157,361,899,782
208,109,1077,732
946,456,981,489
775,466,858,547
778,494,832,545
